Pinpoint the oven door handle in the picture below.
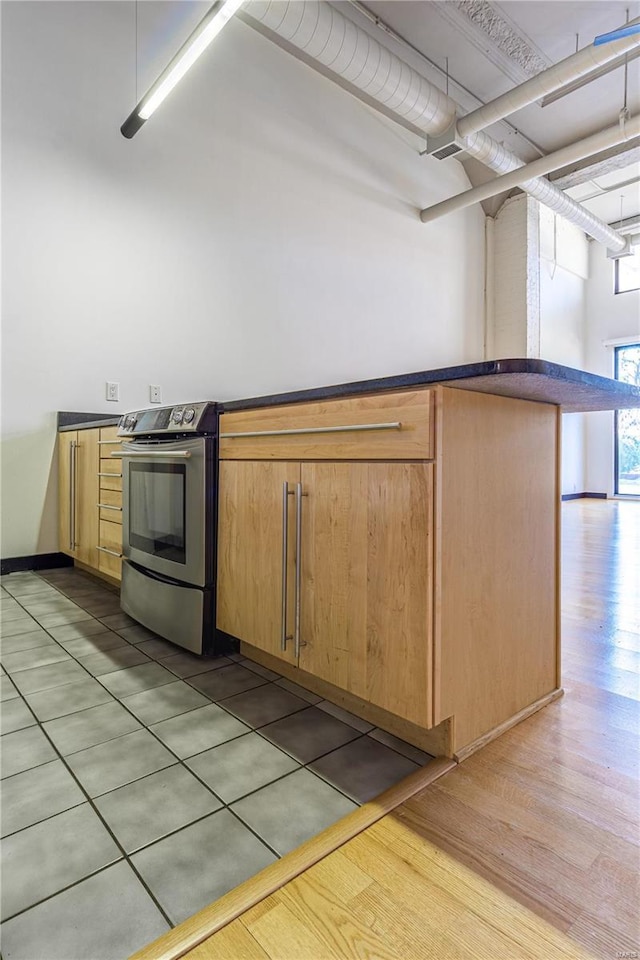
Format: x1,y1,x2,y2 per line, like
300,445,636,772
110,450,192,458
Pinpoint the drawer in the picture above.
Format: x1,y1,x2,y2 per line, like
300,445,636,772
219,390,434,461
98,489,122,524
99,519,122,555
99,425,122,443
98,550,122,580
99,459,123,490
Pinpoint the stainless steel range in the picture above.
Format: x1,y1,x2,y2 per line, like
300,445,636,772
113,402,226,656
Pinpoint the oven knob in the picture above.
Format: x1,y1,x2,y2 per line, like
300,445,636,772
126,415,136,429
183,407,195,424
172,409,183,424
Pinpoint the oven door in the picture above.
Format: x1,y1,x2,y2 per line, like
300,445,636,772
114,436,208,587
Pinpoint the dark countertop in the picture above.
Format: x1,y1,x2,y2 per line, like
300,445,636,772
220,359,640,414
58,413,120,431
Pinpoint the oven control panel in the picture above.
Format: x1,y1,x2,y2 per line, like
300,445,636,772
117,402,218,437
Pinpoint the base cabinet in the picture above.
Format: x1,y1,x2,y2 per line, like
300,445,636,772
217,386,560,759
58,429,99,569
217,459,433,727
58,425,123,583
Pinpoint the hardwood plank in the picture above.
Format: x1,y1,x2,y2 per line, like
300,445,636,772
185,923,269,960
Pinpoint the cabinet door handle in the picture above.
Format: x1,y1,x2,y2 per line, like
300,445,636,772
221,421,402,439
98,439,123,445
69,441,77,550
97,472,122,478
97,503,122,511
281,482,293,652
294,482,303,658
97,545,123,558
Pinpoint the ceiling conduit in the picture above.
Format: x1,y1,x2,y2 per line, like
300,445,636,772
242,0,630,252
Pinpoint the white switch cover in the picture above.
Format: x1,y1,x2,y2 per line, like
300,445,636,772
106,381,120,402
149,385,162,404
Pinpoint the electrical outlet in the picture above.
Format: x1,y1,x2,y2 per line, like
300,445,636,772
149,384,162,404
106,381,120,402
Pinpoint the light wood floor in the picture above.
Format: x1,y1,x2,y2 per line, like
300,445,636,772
143,500,640,960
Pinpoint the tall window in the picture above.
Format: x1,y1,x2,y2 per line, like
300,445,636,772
615,248,640,294
615,344,640,496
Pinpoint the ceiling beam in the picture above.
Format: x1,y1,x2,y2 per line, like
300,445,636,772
549,139,640,188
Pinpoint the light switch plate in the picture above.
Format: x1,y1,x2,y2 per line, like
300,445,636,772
106,381,120,402
149,385,162,404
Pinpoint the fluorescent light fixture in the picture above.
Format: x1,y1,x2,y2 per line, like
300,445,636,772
121,0,244,139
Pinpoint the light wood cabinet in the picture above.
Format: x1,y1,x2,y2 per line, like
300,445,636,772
58,424,123,583
58,428,99,568
217,386,560,760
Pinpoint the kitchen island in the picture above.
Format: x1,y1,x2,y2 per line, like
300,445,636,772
215,359,640,760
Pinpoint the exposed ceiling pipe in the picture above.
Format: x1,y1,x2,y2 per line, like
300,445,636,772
421,114,640,224
456,19,640,138
242,0,628,251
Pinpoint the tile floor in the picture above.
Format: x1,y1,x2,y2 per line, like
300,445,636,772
0,567,433,959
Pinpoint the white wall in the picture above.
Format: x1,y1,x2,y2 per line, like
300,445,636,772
1,1,485,558
585,241,640,494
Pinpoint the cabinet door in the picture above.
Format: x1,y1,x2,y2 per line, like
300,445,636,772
75,429,99,568
298,462,433,727
58,431,77,557
217,460,300,664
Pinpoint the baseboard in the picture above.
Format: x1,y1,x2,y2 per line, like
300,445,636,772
561,492,607,501
0,552,74,576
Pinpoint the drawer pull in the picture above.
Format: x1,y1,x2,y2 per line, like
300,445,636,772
97,503,122,511
98,472,122,478
111,450,191,459
97,546,123,558
220,421,402,439
98,439,123,445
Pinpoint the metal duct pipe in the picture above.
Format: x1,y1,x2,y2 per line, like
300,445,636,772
243,0,628,250
457,20,640,138
461,129,628,251
422,114,640,224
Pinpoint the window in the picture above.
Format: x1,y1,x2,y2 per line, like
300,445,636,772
615,344,640,496
614,247,640,294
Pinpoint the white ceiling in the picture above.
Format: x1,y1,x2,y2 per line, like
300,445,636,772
349,0,640,223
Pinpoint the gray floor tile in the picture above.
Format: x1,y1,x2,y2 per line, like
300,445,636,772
275,677,323,704
99,662,176,698
47,619,111,643
0,803,121,922
131,809,276,925
0,629,58,655
309,736,420,803
1,604,33,622
316,700,376,732
98,612,137,630
1,726,57,779
95,764,221,853
221,684,309,728
0,861,169,960
226,652,246,662
43,701,142,755
150,703,249,759
34,609,95,628
77,645,151,676
1,645,71,675
115,625,159,644
2,581,57,599
242,660,282,681
134,638,181,660
76,599,123,618
231,769,357,856
189,663,268,701
0,697,36,735
159,651,233,678
122,680,210,725
20,598,82,615
187,732,299,803
10,660,89,695
1,617,40,638
1,759,85,838
24,677,114,721
260,706,361,763
58,631,129,658
368,728,434,765
65,728,176,797
0,674,19,701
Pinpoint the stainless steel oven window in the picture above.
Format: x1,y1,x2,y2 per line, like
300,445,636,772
129,461,187,564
